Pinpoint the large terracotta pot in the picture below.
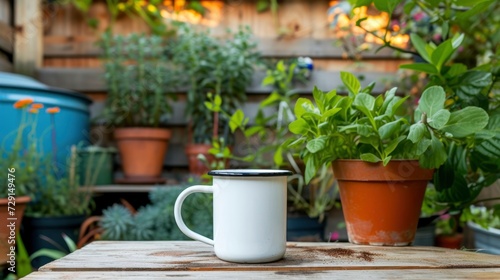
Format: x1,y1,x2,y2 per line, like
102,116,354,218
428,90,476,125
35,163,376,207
332,160,434,246
0,196,30,264
114,127,171,179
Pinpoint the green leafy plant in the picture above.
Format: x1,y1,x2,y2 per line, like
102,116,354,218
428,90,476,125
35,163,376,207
30,233,77,263
288,71,489,183
26,145,94,217
461,204,500,230
172,24,260,144
98,32,179,128
100,186,213,240
0,99,93,217
349,0,500,232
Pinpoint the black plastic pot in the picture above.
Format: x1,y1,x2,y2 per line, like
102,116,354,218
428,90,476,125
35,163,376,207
287,214,326,242
21,215,86,269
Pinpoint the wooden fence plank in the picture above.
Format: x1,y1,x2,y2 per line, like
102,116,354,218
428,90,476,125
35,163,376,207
0,20,13,53
43,36,397,59
14,0,43,76
36,67,400,94
0,56,12,72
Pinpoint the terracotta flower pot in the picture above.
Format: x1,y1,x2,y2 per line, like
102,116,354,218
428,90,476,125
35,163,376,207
0,195,30,264
332,160,434,246
114,127,171,179
435,233,464,249
185,144,213,176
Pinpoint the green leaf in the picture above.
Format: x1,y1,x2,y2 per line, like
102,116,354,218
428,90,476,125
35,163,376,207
312,87,325,113
30,249,66,261
451,33,465,49
62,234,77,252
381,87,396,113
454,71,492,98
260,92,281,107
323,108,342,119
384,135,406,156
229,109,245,133
294,97,314,118
382,156,392,166
400,63,439,75
360,153,381,163
357,124,374,137
373,0,399,13
428,109,450,129
441,107,489,138
256,0,270,12
261,75,275,86
305,157,318,184
403,1,416,14
214,94,222,107
244,125,262,138
288,137,305,148
386,95,409,116
306,136,327,153
204,101,213,111
353,92,375,113
420,134,447,169
289,119,308,134
340,71,361,96
273,146,283,166
410,34,432,63
431,39,453,71
417,86,445,118
408,123,426,143
378,120,400,140
456,0,494,20
416,139,431,156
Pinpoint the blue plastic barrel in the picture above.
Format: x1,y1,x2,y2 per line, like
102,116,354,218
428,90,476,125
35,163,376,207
0,72,92,171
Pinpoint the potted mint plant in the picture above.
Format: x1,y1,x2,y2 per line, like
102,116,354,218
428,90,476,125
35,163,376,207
288,71,489,246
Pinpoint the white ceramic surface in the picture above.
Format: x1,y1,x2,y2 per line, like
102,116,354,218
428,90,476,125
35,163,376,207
174,169,291,263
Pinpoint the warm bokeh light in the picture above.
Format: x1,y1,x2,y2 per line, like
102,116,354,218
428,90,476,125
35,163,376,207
160,0,223,27
328,1,409,49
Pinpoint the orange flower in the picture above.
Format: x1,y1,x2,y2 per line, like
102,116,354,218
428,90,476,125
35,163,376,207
31,103,44,109
46,107,60,114
13,98,34,109
29,108,39,114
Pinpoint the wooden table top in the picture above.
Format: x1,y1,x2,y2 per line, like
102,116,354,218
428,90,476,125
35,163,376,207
25,241,500,279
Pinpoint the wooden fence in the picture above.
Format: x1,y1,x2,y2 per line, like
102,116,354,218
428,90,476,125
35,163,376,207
1,0,412,168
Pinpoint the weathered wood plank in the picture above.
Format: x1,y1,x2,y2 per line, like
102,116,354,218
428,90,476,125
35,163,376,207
23,268,500,280
36,67,399,94
0,57,12,72
0,0,11,25
0,20,13,53
43,36,398,59
39,241,500,272
14,0,43,76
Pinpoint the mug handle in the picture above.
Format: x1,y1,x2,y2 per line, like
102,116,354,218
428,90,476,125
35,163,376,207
174,185,214,246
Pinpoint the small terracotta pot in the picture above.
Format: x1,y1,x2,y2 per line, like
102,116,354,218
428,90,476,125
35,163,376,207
435,234,463,249
0,196,30,263
185,144,213,176
185,144,232,176
332,160,434,246
114,127,171,179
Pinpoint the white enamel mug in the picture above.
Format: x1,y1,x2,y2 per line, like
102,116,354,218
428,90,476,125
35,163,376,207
174,169,292,263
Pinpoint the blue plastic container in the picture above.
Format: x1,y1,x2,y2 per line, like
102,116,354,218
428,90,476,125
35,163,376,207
0,72,92,171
